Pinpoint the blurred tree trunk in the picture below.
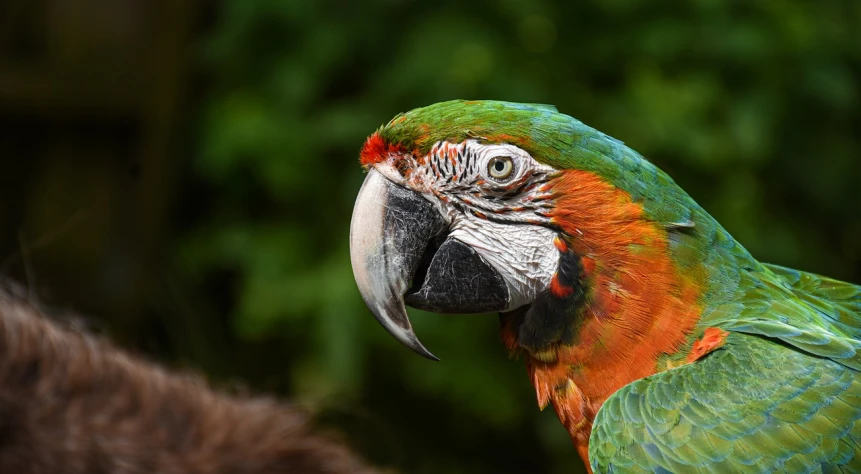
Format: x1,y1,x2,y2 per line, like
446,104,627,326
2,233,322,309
0,0,223,364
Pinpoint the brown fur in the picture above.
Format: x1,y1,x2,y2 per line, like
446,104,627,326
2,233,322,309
0,287,376,474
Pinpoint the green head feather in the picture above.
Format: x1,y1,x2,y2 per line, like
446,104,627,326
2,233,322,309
376,99,694,227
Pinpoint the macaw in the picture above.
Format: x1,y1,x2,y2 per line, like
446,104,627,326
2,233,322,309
349,100,861,473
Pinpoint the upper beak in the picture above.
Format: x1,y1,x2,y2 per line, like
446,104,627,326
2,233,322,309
350,168,509,360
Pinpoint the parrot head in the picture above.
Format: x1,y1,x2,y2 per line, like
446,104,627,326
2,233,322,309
350,100,701,361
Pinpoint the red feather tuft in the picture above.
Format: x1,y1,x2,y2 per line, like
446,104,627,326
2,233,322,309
687,327,729,363
550,274,575,298
359,132,403,166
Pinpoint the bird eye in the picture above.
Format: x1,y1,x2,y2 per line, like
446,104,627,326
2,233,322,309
487,156,514,180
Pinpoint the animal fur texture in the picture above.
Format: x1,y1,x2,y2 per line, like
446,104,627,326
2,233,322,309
0,286,375,474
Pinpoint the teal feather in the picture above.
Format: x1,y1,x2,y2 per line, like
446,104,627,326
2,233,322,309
591,334,861,473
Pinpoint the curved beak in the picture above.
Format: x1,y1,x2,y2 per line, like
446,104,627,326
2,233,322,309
350,169,446,360
350,169,509,360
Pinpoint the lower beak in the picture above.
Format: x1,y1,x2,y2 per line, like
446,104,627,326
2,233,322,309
349,169,509,360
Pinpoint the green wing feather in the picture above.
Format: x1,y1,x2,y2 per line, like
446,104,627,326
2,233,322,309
590,333,861,473
590,263,861,473
699,265,861,372
762,264,861,342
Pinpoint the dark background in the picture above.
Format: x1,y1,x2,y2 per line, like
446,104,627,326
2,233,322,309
1,1,859,473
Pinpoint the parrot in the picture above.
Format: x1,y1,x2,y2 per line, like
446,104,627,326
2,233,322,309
348,100,861,473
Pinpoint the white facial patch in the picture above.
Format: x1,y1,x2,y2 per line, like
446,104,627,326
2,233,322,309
404,139,563,311
448,212,558,311
386,138,563,312
413,140,555,192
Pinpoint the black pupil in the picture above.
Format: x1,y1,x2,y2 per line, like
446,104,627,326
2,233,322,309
494,159,506,172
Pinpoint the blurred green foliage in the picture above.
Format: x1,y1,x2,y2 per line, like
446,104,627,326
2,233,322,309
177,1,860,473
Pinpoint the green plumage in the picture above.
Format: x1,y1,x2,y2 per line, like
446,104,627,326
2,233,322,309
377,99,702,228
591,266,861,473
376,100,861,473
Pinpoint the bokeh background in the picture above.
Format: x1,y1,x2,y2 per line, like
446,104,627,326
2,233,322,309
1,1,860,473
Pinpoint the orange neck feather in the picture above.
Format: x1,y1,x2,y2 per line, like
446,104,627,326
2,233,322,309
500,170,702,467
